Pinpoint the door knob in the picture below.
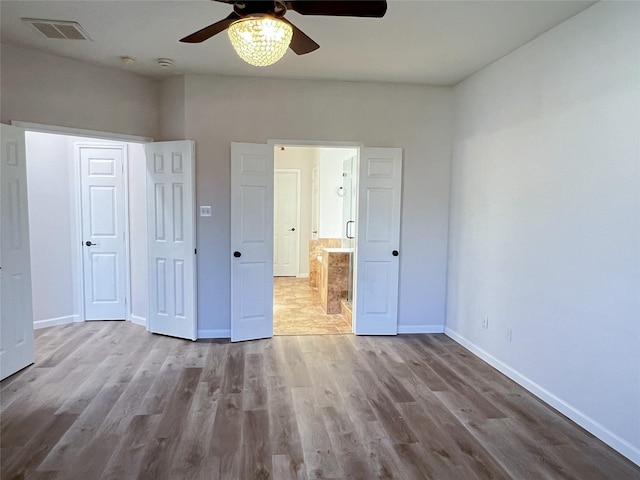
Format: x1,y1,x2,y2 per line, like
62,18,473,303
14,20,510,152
85,241,98,247
289,227,296,232
233,251,242,258
392,250,399,256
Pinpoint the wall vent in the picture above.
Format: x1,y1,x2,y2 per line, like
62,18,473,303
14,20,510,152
22,18,92,40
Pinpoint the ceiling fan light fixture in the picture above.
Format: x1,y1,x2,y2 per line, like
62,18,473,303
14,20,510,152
227,16,292,67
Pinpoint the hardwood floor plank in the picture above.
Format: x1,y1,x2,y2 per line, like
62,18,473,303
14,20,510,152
101,414,162,480
37,382,128,472
136,355,185,415
397,401,511,480
321,406,377,480
167,381,219,478
291,387,342,479
274,336,312,388
353,420,412,480
352,367,417,445
209,393,242,479
273,453,308,480
396,337,451,392
358,347,415,403
266,385,306,464
137,367,203,479
243,353,267,411
0,413,76,479
240,409,272,479
1,322,638,479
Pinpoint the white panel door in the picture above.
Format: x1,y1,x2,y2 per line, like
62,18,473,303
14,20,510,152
274,170,299,277
231,142,274,342
355,148,402,335
0,124,35,380
146,141,197,341
79,146,127,320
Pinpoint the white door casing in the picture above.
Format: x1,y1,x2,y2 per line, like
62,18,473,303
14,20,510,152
0,124,35,380
231,142,274,342
274,169,300,277
79,145,127,320
355,148,403,335
146,141,197,341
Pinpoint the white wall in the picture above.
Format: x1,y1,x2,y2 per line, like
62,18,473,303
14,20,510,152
1,44,160,139
25,132,77,327
126,144,149,324
446,1,640,464
318,148,354,238
159,76,186,141
184,75,453,335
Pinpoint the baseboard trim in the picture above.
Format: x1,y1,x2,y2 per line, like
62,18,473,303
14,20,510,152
130,315,147,327
398,324,445,334
34,315,78,330
198,329,231,339
297,273,309,279
444,327,640,467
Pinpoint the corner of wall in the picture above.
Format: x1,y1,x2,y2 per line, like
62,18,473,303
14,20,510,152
159,75,186,141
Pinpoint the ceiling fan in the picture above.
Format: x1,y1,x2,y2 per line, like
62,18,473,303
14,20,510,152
180,1,388,66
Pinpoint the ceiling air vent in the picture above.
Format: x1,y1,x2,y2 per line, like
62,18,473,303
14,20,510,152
22,18,92,40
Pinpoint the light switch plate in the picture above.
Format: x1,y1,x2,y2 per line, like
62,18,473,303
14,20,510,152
199,205,212,217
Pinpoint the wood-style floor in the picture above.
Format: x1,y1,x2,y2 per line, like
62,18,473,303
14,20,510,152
274,277,351,335
1,322,639,480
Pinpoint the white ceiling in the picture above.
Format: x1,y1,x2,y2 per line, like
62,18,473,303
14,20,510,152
1,0,597,85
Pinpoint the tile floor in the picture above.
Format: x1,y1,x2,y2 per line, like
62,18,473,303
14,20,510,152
273,276,352,335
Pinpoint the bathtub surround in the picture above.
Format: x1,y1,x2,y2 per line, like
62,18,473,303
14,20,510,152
319,249,351,315
308,238,341,288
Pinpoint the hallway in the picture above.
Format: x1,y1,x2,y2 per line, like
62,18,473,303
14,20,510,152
273,277,352,335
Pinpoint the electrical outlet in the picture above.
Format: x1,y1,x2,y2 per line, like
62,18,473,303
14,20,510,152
506,328,512,342
482,316,489,329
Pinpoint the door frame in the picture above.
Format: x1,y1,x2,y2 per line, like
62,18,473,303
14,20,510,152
274,168,301,277
13,121,151,325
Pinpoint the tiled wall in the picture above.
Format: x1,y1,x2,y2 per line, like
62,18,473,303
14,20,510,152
308,238,341,287
320,251,350,314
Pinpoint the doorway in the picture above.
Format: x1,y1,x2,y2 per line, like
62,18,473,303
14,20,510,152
272,145,358,335
23,130,148,329
231,141,402,342
24,129,197,340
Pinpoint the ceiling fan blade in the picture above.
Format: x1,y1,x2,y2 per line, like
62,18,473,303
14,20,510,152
282,18,320,55
286,1,387,18
180,12,240,43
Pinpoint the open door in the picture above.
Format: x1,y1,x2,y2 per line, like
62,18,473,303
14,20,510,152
146,141,197,341
355,148,402,335
230,142,274,342
1,124,35,379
